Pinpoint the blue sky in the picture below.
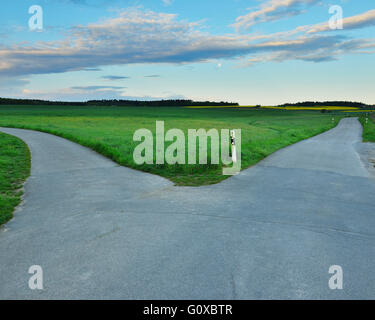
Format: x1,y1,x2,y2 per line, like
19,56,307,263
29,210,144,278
0,0,374,105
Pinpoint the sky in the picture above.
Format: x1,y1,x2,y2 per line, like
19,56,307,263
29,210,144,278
0,0,374,105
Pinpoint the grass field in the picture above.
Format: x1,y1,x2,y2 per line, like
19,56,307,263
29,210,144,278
0,132,30,225
0,105,342,186
360,113,375,142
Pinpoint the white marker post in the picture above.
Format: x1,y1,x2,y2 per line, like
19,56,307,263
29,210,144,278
230,130,237,163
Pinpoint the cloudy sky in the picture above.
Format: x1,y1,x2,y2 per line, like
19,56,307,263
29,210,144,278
0,0,374,105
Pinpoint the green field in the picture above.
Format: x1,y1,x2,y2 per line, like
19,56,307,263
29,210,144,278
0,132,30,225
0,105,343,186
360,113,375,142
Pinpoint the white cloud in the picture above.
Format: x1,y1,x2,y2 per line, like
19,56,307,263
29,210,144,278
0,8,374,79
233,0,321,31
162,0,174,6
307,9,375,33
71,85,126,91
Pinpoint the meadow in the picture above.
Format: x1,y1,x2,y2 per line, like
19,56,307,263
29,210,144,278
0,132,30,225
360,112,375,142
0,105,343,187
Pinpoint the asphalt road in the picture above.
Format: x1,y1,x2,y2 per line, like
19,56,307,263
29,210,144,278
1,118,375,299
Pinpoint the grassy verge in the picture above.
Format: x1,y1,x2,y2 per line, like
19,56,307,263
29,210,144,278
0,132,31,226
0,106,341,186
360,113,375,142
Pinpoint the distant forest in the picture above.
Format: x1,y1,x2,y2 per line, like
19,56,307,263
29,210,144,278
0,98,373,108
0,98,239,107
277,101,374,108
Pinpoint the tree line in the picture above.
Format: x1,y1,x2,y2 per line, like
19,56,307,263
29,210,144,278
1,97,372,108
277,101,373,108
0,98,239,107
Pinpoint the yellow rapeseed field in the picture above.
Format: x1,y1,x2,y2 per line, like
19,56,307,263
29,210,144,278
185,105,259,109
